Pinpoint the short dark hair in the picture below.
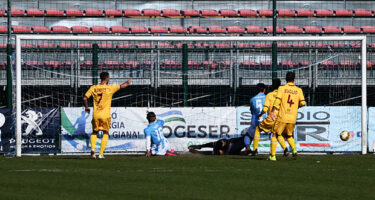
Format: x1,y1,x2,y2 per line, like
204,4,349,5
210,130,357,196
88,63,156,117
271,78,281,91
146,112,156,122
100,72,109,81
256,83,266,93
286,72,295,82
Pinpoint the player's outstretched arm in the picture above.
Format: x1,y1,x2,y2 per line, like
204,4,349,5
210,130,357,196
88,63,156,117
120,79,131,89
83,96,90,114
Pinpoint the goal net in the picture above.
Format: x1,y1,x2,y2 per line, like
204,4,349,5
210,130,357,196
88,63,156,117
6,35,367,156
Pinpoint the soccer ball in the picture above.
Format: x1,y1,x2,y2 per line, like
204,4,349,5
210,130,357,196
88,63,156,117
340,131,350,141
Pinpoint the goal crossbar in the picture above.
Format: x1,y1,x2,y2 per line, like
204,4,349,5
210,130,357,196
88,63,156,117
15,35,367,156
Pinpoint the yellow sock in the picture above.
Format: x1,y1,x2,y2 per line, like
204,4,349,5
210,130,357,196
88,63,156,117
287,136,296,151
271,136,277,156
100,134,109,156
277,135,287,150
253,126,261,150
90,134,97,151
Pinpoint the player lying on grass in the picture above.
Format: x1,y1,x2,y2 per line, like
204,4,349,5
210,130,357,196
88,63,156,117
269,72,306,161
255,78,290,157
83,72,131,159
188,136,252,155
144,112,177,157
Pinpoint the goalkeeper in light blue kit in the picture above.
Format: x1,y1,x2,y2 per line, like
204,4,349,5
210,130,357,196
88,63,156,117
144,112,177,157
246,83,266,156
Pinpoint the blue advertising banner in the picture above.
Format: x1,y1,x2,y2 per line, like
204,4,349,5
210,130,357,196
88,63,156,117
0,108,60,154
367,108,375,152
237,106,362,152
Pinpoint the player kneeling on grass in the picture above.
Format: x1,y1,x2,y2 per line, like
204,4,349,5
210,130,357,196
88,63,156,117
144,112,177,157
256,78,289,157
188,136,252,155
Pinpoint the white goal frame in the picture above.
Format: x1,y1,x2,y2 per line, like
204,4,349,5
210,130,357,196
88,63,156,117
15,35,367,156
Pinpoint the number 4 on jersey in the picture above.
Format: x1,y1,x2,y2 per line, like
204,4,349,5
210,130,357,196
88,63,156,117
287,95,294,107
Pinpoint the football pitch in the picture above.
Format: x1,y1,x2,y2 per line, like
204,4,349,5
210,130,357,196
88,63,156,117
0,154,373,200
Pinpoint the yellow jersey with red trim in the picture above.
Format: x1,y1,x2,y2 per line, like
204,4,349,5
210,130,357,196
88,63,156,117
274,83,305,124
263,89,279,122
85,84,120,119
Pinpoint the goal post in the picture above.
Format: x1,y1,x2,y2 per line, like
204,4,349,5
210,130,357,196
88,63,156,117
14,35,367,157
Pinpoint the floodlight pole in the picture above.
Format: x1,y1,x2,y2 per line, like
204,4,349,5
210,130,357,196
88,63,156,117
6,0,12,109
271,0,277,79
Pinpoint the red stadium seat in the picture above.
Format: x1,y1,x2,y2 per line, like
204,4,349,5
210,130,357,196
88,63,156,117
258,9,273,16
214,43,231,48
342,26,361,33
299,60,310,66
45,8,64,16
130,25,148,33
44,61,59,70
200,9,218,16
277,42,290,48
295,8,314,16
136,43,152,48
240,61,260,68
25,61,42,69
261,60,272,67
103,61,121,69
331,43,345,48
110,26,129,33
323,26,341,33
279,60,298,68
339,60,357,67
25,8,44,16
169,26,187,33
80,61,93,69
71,26,90,33
238,9,257,16
208,26,226,33
139,61,151,69
284,26,303,34
180,9,199,16
0,9,5,16
149,26,168,33
367,61,375,68
60,61,71,69
79,43,92,48
0,25,7,33
21,43,36,48
65,8,83,16
104,8,122,16
265,26,283,33
161,61,181,69
142,9,161,16
162,9,180,16
10,8,24,16
334,8,353,16
319,60,336,68
84,8,102,16
117,43,136,48
123,9,141,16
277,9,295,16
219,9,237,16
227,26,245,33
51,26,70,33
219,61,231,68
188,26,207,33
312,42,329,48
98,43,114,48
314,9,333,16
124,61,139,69
32,25,51,33
58,43,72,48
158,43,175,48
92,26,109,33
361,26,375,33
254,43,271,50
12,25,31,33
292,42,308,48
303,26,322,34
0,43,14,48
188,61,200,69
353,8,372,16
202,61,218,69
38,43,57,48
246,26,264,34
234,43,251,48
195,43,213,49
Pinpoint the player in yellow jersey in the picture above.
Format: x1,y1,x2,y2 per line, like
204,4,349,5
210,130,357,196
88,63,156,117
269,72,305,161
83,72,131,159
255,78,289,157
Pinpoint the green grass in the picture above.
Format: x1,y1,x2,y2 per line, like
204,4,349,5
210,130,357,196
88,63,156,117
0,154,374,200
